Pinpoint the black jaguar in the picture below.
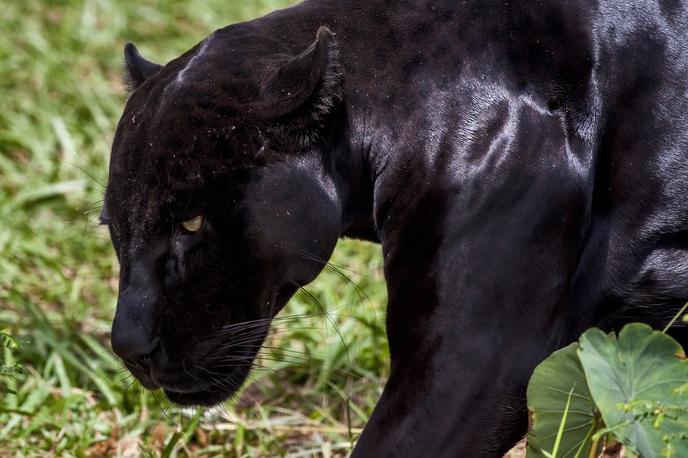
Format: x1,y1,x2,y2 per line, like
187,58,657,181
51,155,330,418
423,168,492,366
103,0,688,456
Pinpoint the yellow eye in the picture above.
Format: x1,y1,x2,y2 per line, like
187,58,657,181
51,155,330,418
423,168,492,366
181,215,204,233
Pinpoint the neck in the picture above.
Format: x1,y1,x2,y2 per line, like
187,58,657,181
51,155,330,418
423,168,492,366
327,108,379,242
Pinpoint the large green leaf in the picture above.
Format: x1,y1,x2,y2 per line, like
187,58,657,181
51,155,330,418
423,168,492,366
578,323,688,457
527,342,599,458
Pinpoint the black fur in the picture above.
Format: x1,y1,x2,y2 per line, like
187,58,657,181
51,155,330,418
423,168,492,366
123,42,162,90
106,1,688,456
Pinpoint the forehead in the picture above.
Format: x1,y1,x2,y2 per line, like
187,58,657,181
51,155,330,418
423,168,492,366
106,33,282,224
105,163,206,230
107,107,243,226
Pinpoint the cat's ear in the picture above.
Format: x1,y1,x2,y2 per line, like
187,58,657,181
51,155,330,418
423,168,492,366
250,27,342,121
123,43,162,91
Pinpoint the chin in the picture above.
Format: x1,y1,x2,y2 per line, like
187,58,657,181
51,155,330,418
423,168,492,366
164,387,234,407
123,349,257,407
160,365,252,407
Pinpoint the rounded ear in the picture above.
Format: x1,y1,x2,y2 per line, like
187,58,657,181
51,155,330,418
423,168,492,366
251,26,342,120
123,43,162,91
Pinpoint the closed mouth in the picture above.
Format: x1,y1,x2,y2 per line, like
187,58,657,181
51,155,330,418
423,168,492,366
127,368,232,406
123,361,160,390
123,360,246,407
163,387,230,406
160,365,252,406
158,381,204,394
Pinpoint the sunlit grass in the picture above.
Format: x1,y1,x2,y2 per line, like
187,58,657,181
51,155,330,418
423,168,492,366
0,1,389,455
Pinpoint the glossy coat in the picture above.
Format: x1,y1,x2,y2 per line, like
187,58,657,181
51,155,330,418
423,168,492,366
105,1,688,456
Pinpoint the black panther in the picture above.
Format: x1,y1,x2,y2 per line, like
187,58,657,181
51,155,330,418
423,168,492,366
103,0,688,456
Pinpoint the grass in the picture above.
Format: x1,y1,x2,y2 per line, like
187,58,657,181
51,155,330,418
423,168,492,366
0,1,389,456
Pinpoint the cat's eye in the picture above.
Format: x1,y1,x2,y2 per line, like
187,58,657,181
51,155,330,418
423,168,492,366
181,215,204,233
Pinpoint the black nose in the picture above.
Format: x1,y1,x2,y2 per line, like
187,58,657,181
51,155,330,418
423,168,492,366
111,319,160,364
111,288,160,365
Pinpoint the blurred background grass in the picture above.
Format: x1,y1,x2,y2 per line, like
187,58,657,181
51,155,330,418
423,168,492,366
0,1,389,456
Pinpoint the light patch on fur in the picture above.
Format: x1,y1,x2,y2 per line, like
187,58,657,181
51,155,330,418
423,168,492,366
175,39,210,85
